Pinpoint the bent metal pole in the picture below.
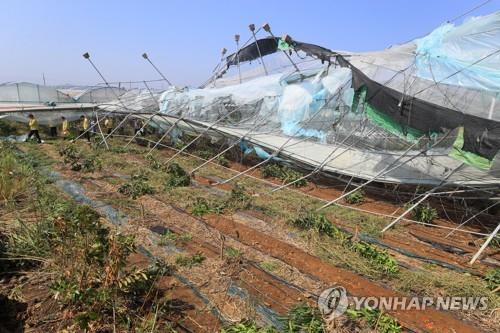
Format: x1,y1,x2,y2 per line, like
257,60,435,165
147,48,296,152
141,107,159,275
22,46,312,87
381,163,464,233
164,101,256,165
249,24,268,75
189,111,273,175
82,52,137,146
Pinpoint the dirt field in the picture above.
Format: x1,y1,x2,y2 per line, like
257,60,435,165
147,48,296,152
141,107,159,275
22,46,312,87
0,138,498,332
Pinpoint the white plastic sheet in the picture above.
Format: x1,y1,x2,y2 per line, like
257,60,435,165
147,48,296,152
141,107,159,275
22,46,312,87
415,11,500,91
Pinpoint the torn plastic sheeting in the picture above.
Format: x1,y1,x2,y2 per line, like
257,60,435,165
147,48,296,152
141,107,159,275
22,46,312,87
227,283,284,330
277,81,327,142
240,140,283,161
159,67,354,143
48,171,128,226
0,134,27,142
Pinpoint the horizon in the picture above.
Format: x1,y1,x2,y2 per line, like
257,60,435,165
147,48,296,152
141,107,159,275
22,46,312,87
1,0,498,88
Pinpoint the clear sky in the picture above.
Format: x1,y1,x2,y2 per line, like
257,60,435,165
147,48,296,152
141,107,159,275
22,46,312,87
0,0,498,87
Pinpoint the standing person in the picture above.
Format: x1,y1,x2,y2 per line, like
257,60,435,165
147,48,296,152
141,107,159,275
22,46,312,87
25,114,42,143
61,116,69,139
104,116,113,136
134,118,146,136
79,115,91,143
49,119,57,138
90,118,97,137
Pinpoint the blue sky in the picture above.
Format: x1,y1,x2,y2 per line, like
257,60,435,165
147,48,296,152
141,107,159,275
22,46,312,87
0,0,498,87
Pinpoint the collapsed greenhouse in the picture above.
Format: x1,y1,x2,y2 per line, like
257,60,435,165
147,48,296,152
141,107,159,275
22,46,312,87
1,8,500,333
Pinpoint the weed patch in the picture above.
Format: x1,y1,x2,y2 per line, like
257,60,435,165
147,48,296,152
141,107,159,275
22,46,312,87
158,230,192,246
0,149,36,207
484,268,500,291
259,261,280,272
189,184,252,216
175,252,206,268
225,246,243,259
221,320,278,332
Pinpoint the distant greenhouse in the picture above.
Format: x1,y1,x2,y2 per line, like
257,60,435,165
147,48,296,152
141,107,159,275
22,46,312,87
73,86,127,103
0,82,74,104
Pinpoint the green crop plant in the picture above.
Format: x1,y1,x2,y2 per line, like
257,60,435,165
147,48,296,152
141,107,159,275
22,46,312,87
158,230,192,246
58,144,101,173
217,155,230,167
289,211,341,239
347,307,401,333
411,203,438,224
221,303,326,333
261,164,283,178
189,197,222,216
109,146,140,154
283,303,325,333
344,190,365,204
173,139,185,150
351,242,399,275
165,162,191,188
191,185,253,215
118,173,155,199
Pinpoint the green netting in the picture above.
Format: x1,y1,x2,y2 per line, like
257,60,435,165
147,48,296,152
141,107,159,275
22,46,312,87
278,38,291,51
365,104,424,142
449,127,492,170
351,87,366,114
352,87,424,142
